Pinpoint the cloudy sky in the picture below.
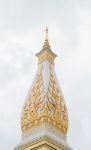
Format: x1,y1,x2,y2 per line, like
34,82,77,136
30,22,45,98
0,0,91,150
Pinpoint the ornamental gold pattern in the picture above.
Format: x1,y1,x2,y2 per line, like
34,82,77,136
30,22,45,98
36,50,56,64
15,29,73,150
21,63,68,135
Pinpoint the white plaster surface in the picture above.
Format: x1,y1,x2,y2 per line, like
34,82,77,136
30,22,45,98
42,60,50,91
15,125,72,150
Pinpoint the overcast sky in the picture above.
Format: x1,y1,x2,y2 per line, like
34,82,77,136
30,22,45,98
0,0,91,150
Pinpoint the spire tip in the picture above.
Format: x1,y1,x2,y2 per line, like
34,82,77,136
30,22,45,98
43,27,50,49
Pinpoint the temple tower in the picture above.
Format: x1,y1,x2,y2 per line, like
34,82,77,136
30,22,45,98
15,28,72,150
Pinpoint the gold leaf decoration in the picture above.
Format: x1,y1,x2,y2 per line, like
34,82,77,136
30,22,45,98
21,64,68,135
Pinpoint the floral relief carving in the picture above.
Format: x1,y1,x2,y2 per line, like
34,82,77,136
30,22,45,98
21,63,68,135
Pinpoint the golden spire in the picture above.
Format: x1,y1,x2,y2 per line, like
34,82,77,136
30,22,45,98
21,28,68,136
43,27,50,49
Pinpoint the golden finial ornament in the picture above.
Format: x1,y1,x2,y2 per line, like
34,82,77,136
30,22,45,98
45,27,48,40
43,27,50,49
15,28,72,150
21,27,68,136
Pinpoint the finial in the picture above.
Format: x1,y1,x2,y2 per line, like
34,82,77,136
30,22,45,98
45,27,48,40
43,27,50,49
